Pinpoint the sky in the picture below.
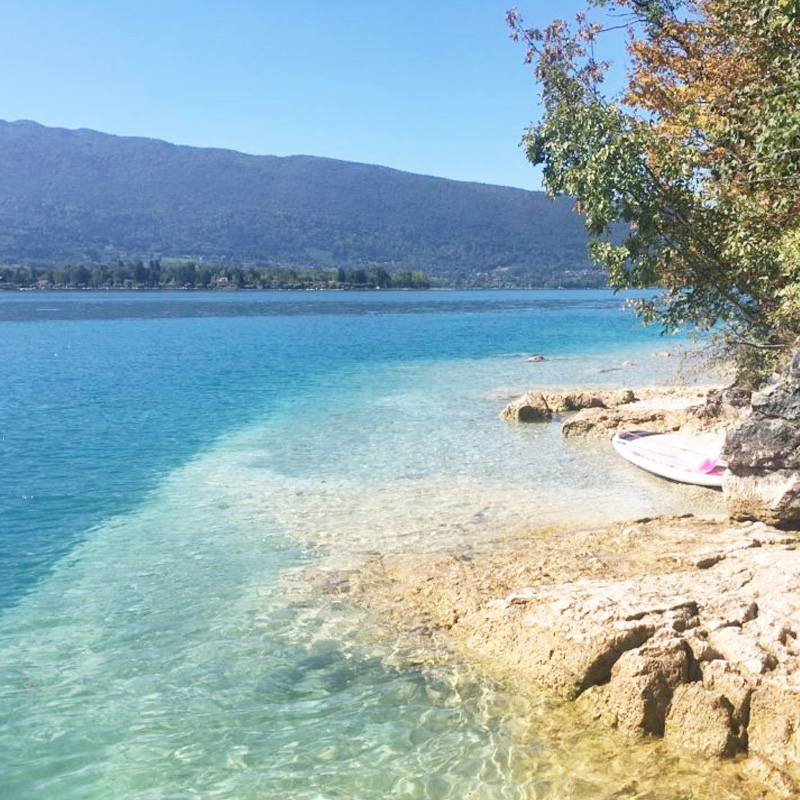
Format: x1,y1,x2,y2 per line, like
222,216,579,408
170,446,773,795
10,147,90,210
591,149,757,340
0,0,624,191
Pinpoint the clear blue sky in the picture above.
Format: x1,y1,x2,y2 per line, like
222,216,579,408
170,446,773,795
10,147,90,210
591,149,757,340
0,0,614,190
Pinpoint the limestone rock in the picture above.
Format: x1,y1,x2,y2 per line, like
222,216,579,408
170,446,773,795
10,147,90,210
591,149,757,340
544,388,635,413
725,418,800,471
561,407,685,439
744,756,800,799
500,385,721,436
682,385,752,434
700,659,752,744
610,388,637,406
535,621,656,700
498,391,552,423
548,391,607,412
748,681,800,775
464,596,656,700
664,683,739,758
601,637,690,736
499,388,637,422
684,631,717,664
702,597,758,630
723,470,800,528
345,514,800,783
723,353,800,528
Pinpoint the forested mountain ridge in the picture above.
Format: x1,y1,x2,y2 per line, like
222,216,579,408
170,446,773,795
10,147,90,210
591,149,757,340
0,120,602,287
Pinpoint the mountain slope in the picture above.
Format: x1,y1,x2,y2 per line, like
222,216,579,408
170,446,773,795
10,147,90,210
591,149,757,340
0,120,601,286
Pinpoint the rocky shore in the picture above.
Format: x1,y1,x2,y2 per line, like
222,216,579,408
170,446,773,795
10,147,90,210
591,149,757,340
341,513,800,796
335,373,800,796
498,383,744,437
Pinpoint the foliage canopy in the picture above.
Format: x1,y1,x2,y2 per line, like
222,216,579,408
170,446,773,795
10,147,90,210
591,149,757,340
509,0,800,378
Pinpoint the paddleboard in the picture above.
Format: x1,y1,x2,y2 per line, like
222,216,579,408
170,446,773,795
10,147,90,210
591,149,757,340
611,430,727,488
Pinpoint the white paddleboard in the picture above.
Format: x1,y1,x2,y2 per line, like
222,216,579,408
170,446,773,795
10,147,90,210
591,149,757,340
612,430,727,488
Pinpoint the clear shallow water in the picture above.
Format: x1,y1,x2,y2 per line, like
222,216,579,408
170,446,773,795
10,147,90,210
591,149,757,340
0,290,731,799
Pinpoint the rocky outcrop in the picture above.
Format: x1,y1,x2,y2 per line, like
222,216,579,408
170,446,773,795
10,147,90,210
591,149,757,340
341,515,800,795
498,391,553,422
499,388,642,423
545,388,635,413
725,471,800,528
499,386,718,435
723,354,800,528
683,384,752,434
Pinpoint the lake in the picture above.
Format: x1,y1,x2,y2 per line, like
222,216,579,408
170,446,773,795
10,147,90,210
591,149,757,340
0,290,726,799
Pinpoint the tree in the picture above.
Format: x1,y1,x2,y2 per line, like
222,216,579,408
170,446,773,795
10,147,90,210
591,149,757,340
509,0,800,381
369,265,391,288
69,264,92,287
91,265,109,287
132,259,149,285
147,259,162,288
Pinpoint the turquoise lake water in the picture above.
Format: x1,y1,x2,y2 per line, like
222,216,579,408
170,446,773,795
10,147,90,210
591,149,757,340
0,290,728,799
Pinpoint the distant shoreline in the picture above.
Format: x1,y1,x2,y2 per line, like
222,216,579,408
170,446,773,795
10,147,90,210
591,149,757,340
1,283,611,292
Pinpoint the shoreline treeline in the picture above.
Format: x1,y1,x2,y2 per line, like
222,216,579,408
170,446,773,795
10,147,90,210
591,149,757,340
0,261,435,291
0,260,609,291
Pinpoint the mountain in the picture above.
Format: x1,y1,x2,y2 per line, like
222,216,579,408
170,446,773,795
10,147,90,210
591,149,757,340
0,120,602,286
